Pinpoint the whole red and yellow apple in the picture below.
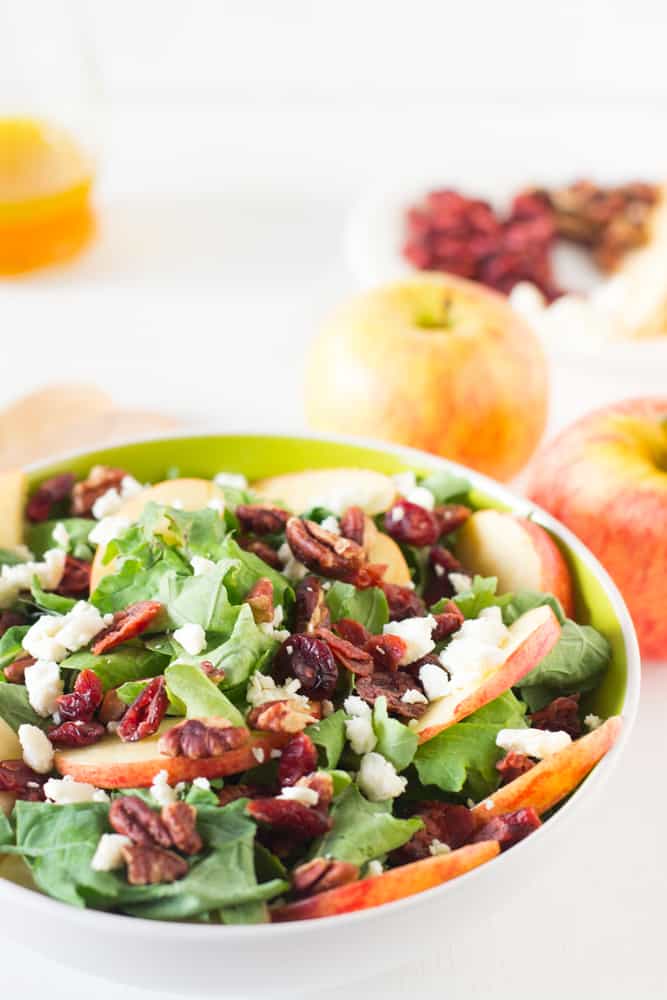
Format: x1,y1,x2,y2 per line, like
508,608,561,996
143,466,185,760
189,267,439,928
528,398,667,660
304,273,549,481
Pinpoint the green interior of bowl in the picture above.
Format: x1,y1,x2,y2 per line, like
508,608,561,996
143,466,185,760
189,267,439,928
28,433,628,719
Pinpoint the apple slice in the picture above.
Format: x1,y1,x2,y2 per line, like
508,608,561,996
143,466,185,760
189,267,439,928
0,468,27,548
90,477,226,590
416,605,561,743
272,840,499,922
367,530,411,586
0,718,23,816
471,716,622,826
455,510,574,617
54,721,287,789
253,468,396,517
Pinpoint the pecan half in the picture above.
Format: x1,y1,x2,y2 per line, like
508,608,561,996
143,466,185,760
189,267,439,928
91,600,163,655
98,688,127,725
432,601,465,642
48,719,105,747
161,801,202,854
236,536,283,570
272,634,338,700
312,627,373,677
392,802,474,864
530,694,582,739
246,797,331,840
292,857,359,896
472,807,542,851
294,576,331,634
26,473,75,523
109,795,172,847
158,717,248,758
496,751,535,786
0,611,27,637
278,732,318,787
0,759,46,800
122,843,189,885
117,676,168,742
247,699,317,734
285,517,365,582
218,783,265,807
56,668,103,722
71,465,128,517
55,556,91,598
365,634,407,672
380,582,425,622
297,771,334,810
339,506,365,546
236,503,290,536
245,577,274,625
3,654,35,685
356,671,427,720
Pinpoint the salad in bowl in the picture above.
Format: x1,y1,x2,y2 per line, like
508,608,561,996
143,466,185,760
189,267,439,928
0,439,631,928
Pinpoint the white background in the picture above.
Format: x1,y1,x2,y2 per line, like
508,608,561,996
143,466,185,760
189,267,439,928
2,2,667,997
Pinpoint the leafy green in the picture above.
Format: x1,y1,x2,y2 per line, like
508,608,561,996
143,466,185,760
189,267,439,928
372,697,417,772
214,537,292,608
26,519,94,559
92,554,184,614
0,548,28,567
325,582,389,632
517,620,611,711
444,575,511,619
201,604,277,689
60,647,169,691
0,684,48,732
164,662,244,726
306,710,347,768
414,691,528,800
0,626,29,670
312,785,422,865
158,562,238,632
502,591,566,626
419,469,470,505
0,810,13,847
28,577,76,615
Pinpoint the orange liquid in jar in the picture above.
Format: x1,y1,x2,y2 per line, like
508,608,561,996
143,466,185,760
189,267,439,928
0,117,95,275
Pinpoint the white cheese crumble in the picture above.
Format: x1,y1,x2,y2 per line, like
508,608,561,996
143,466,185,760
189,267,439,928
24,660,63,717
214,472,248,490
18,724,54,773
173,622,206,656
366,859,384,877
401,688,429,705
319,515,340,535
23,602,112,663
89,515,131,548
91,476,143,519
150,769,178,807
448,572,473,594
383,615,436,665
277,542,308,584
91,833,131,872
344,695,377,754
258,604,290,641
496,727,572,759
358,752,407,802
51,522,70,550
406,485,435,511
344,695,371,717
0,548,66,609
418,662,451,701
252,747,266,764
246,673,310,709
190,555,215,576
279,785,319,806
438,606,509,695
192,776,211,790
429,838,452,856
43,775,109,804
584,714,603,731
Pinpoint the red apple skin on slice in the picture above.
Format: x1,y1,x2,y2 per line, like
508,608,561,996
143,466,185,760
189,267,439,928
456,510,574,617
471,716,622,828
272,841,499,922
54,723,288,789
417,605,562,744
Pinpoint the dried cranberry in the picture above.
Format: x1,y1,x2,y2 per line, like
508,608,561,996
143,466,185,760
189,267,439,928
392,802,474,863
294,576,331,634
55,669,103,722
333,618,371,648
272,634,338,701
531,695,582,739
117,676,168,742
0,760,46,800
365,634,406,672
434,504,471,536
431,602,464,642
384,500,442,547
380,582,425,621
423,546,461,605
472,807,542,851
25,473,75,522
312,628,374,677
91,600,162,655
278,732,318,787
55,556,91,598
496,751,535,786
0,611,27,637
247,797,331,840
48,719,105,747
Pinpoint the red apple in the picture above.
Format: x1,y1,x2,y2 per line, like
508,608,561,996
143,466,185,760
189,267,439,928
527,398,667,659
417,605,561,743
304,273,549,481
271,841,499,922
456,510,574,616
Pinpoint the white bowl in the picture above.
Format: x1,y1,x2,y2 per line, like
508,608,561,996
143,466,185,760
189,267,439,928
0,432,640,998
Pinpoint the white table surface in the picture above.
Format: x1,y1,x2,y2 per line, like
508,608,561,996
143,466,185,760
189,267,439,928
2,93,667,995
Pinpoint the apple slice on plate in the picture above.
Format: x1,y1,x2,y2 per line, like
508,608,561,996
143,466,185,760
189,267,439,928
416,605,561,743
455,510,574,617
0,469,27,549
54,721,287,789
272,840,499,922
253,468,397,517
471,716,622,825
90,477,226,590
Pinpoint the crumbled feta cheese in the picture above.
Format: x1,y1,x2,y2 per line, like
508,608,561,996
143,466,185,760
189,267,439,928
448,572,473,594
366,859,384,877
343,695,371,718
321,699,335,717
258,604,290,641
496,728,572,759
345,715,377,755
43,775,108,804
383,615,436,665
18,724,54,773
393,471,417,495
24,660,63,716
438,606,509,692
51,522,70,550
401,688,429,705
584,714,603,731
277,542,308,584
419,663,451,701
389,504,405,523
320,516,340,535
246,673,310,709
358,752,407,802
406,485,435,511
279,785,319,806
252,747,266,764
91,833,131,872
23,617,67,662
192,776,211,790
150,769,178,807
191,555,216,576
270,749,282,759
0,548,67,609
92,488,123,519
24,602,111,662
89,515,131,548
207,497,225,514
214,472,248,490
429,838,452,856
173,622,206,656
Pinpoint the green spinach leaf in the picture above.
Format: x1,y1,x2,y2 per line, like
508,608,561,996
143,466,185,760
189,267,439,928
311,785,421,865
325,582,389,632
